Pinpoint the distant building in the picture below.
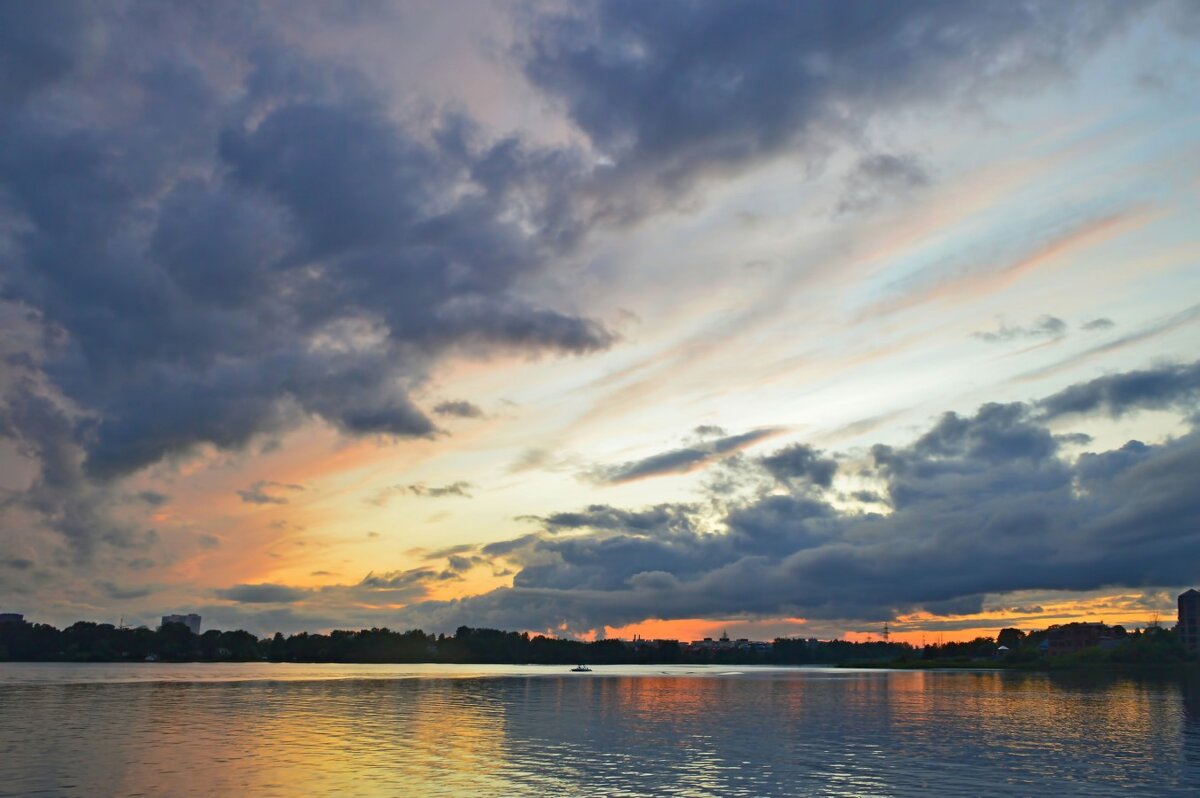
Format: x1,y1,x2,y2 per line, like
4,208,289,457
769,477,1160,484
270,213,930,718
685,630,771,655
161,613,201,635
1045,622,1124,655
622,635,679,651
690,630,735,651
1178,589,1200,652
0,612,23,625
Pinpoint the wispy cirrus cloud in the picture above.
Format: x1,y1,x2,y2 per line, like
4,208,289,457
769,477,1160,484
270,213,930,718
586,428,784,484
866,206,1156,318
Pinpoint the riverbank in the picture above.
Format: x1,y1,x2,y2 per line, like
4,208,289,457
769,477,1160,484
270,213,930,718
839,658,1200,672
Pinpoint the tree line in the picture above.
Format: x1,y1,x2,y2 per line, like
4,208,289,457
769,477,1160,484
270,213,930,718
4,618,1186,666
0,620,911,664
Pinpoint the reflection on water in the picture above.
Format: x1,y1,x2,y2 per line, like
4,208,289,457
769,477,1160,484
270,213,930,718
1,664,1198,796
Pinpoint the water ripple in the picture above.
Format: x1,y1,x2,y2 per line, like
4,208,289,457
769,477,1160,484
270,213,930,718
1,665,1198,796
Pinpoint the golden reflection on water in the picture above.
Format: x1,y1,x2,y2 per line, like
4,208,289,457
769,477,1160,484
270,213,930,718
2,665,1199,796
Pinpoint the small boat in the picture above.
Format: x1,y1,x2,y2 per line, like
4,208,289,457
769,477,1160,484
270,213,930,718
570,664,592,672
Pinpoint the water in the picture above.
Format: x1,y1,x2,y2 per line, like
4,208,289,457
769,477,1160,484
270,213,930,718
2,663,1199,796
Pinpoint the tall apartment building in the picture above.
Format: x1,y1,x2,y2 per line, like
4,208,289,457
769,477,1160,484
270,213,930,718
161,613,202,635
1178,590,1200,652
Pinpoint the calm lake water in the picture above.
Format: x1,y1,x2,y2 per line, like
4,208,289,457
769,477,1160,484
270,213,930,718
2,663,1199,796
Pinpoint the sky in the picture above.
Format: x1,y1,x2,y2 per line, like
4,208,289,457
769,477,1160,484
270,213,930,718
1,0,1199,643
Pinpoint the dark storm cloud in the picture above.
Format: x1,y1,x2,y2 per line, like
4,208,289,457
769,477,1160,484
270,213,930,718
394,362,1200,634
0,1,99,104
1038,361,1200,419
849,491,887,505
433,400,484,419
971,316,1068,343
444,554,488,574
588,428,782,484
540,504,699,535
0,0,1163,563
522,0,1142,202
0,3,620,556
759,444,838,488
0,383,154,558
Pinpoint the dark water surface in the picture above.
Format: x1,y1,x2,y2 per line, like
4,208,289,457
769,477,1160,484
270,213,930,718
2,663,1199,796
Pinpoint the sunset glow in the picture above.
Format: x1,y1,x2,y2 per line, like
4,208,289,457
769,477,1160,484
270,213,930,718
1,0,1199,647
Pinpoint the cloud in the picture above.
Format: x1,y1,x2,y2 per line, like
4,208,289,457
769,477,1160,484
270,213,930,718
236,480,305,506
391,361,1200,635
971,315,1068,343
0,2,100,104
1,558,34,570
836,153,930,214
0,1,1157,562
522,0,1141,205
588,428,783,484
506,447,582,474
0,4,616,542
1016,303,1200,381
215,583,311,604
693,425,727,437
1082,318,1116,331
131,491,169,507
359,568,460,592
0,1,1185,604
871,208,1151,320
0,383,155,559
413,543,478,561
1038,361,1200,420
98,581,154,600
759,444,838,488
539,504,699,535
432,400,484,419
369,481,474,505
409,481,473,499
